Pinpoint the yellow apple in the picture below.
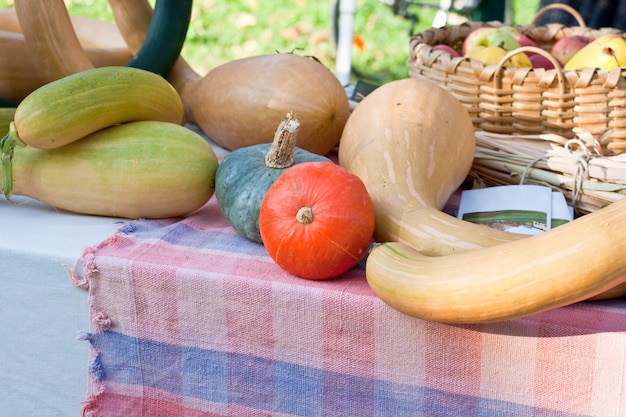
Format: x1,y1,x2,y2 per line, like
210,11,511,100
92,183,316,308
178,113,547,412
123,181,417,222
465,45,532,68
462,27,521,55
564,34,626,70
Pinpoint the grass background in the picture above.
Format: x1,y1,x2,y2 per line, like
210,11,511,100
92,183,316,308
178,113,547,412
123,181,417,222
0,0,542,83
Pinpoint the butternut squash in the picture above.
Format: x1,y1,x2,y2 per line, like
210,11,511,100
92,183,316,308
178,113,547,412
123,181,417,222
107,0,154,52
14,0,190,84
366,196,626,323
190,53,350,155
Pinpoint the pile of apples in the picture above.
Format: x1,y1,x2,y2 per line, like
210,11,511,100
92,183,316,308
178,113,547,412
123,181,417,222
433,26,626,71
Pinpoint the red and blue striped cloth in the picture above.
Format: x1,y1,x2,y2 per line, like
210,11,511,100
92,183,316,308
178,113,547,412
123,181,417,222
78,187,626,417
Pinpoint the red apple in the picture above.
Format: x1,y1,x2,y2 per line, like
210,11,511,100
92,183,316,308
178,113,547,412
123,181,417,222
551,35,593,66
465,45,532,67
530,53,560,69
504,27,539,57
432,44,461,57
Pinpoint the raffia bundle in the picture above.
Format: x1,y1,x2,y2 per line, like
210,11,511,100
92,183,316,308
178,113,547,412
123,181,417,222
471,130,626,214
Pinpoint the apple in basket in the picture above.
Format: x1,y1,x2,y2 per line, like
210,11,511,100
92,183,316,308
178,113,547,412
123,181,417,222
432,44,461,57
551,35,593,66
564,34,626,70
465,44,532,67
502,27,538,50
530,53,560,69
462,27,521,55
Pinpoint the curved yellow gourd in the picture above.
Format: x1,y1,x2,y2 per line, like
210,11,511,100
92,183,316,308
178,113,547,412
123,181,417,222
366,196,626,323
339,77,626,302
338,77,524,256
1,66,185,200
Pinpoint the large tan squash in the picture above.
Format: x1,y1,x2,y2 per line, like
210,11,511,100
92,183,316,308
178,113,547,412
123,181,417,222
190,53,350,156
339,78,626,316
338,78,522,254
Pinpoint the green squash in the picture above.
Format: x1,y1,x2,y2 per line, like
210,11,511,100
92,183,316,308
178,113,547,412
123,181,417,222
215,112,331,243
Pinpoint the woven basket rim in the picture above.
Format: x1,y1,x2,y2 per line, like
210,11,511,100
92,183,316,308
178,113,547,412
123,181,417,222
410,20,625,45
410,22,626,91
408,22,626,155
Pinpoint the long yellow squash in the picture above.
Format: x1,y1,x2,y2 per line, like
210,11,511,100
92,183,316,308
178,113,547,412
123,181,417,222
339,78,524,255
339,77,626,301
366,196,626,323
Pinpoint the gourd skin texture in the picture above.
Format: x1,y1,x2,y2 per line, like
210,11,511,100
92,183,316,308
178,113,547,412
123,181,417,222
366,196,626,323
190,53,350,155
338,78,513,253
215,144,330,243
5,121,218,219
340,79,626,302
338,78,626,300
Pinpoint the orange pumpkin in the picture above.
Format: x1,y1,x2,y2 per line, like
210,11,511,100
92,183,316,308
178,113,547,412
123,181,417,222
259,161,375,280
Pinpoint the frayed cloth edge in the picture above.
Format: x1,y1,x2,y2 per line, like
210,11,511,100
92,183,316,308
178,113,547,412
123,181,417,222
64,224,130,290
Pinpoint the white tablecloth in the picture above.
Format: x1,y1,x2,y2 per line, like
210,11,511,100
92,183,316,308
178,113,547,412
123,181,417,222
0,196,120,417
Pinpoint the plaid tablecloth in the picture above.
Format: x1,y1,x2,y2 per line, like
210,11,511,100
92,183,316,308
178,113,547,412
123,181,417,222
77,194,626,417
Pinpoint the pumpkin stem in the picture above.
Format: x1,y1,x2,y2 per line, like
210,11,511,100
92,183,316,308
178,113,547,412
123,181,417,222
296,206,313,224
264,112,299,169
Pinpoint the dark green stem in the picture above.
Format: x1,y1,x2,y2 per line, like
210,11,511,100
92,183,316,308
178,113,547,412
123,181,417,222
1,122,25,200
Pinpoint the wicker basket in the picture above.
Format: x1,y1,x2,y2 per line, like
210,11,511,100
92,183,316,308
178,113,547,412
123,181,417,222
408,15,626,155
